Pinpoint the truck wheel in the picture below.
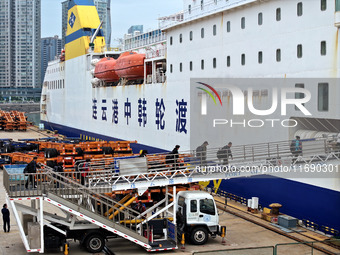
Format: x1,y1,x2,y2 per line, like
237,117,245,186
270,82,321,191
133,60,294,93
76,147,83,156
85,234,105,253
102,146,114,155
190,227,208,245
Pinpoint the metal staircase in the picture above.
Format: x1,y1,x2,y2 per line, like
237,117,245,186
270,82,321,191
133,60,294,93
4,170,177,252
44,173,151,249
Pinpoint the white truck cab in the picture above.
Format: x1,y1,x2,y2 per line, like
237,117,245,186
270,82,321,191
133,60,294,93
176,191,226,245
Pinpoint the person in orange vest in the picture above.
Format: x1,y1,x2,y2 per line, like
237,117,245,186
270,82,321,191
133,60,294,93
81,159,90,185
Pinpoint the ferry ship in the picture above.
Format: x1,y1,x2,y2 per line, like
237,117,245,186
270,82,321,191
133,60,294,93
41,0,340,232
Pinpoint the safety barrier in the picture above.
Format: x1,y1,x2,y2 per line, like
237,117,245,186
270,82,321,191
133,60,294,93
215,189,248,206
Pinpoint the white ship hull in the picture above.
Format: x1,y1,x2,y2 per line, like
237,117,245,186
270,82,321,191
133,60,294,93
41,0,340,232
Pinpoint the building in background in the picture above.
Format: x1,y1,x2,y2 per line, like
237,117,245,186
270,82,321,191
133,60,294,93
0,0,41,101
41,36,62,85
61,0,111,49
128,25,143,35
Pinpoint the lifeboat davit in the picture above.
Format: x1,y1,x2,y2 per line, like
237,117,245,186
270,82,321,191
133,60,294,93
94,57,119,83
115,52,147,80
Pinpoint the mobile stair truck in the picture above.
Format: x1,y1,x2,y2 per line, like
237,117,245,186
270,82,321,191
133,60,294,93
3,154,229,253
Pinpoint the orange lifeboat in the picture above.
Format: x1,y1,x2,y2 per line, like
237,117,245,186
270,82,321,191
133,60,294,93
115,52,147,80
94,57,119,83
60,49,65,62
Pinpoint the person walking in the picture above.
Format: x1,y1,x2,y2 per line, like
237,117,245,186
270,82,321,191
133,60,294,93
166,145,180,170
25,157,38,189
290,136,302,159
1,204,10,233
81,159,90,186
196,141,209,165
217,142,233,165
53,162,64,188
336,133,340,151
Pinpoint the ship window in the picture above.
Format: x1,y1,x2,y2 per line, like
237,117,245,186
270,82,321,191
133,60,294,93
201,0,204,10
201,28,205,38
201,59,204,70
297,2,303,16
258,13,263,25
297,44,303,58
227,21,231,32
170,64,173,73
321,0,326,11
318,83,329,111
227,56,231,67
321,41,326,55
276,8,281,21
179,34,182,43
295,84,305,111
241,54,245,66
213,25,217,36
276,49,281,62
170,36,173,45
258,51,263,64
241,17,245,29
191,200,197,212
190,61,193,71
180,62,183,72
213,58,217,68
190,31,193,41
188,4,191,14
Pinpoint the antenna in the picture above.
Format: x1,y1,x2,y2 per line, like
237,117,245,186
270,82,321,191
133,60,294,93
90,20,104,44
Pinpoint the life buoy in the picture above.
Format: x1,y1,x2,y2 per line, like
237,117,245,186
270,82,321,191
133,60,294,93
156,50,159,57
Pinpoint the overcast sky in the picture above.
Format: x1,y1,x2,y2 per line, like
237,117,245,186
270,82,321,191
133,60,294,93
41,0,183,45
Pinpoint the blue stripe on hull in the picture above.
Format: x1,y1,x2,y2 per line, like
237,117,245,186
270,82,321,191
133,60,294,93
214,175,340,231
41,121,168,154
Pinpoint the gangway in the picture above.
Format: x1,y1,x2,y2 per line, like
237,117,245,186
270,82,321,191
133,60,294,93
84,138,339,192
3,138,339,253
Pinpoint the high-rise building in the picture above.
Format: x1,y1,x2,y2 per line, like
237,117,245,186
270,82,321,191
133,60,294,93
128,25,143,35
41,36,62,85
0,0,41,99
61,0,111,49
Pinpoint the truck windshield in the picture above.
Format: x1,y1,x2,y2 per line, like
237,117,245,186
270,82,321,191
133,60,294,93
200,199,215,215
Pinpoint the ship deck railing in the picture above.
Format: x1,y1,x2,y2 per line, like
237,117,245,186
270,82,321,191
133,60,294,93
160,0,256,29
